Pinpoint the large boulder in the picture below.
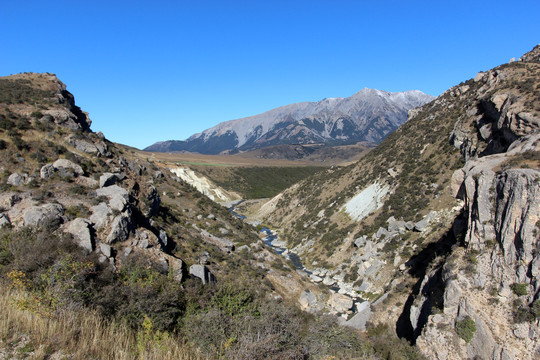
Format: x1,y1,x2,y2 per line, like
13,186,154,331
160,254,184,282
105,209,134,244
189,264,216,285
0,214,11,228
23,203,64,227
327,293,354,314
90,202,112,229
299,290,322,312
99,173,123,188
414,210,438,232
7,173,28,186
96,185,129,212
64,218,94,252
40,164,55,179
339,301,371,330
53,159,84,176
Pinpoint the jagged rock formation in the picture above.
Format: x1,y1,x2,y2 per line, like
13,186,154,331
412,47,540,359
145,88,434,154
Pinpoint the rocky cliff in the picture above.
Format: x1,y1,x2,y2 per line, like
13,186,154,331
249,45,540,359
412,47,540,359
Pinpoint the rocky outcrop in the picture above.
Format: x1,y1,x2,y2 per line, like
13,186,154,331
105,209,134,244
64,218,94,252
414,118,540,359
52,159,84,176
7,173,30,186
189,264,216,285
23,203,64,227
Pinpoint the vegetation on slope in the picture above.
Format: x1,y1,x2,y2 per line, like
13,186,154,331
193,165,325,199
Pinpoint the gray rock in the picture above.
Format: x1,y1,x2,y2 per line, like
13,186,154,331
96,185,129,212
343,301,371,330
93,139,110,157
0,214,11,228
109,195,128,212
375,227,388,239
73,139,99,155
168,256,184,282
158,230,168,249
105,209,134,244
387,217,407,233
138,237,149,248
322,276,335,286
76,176,99,188
198,251,211,265
99,173,121,188
0,193,21,208
354,235,367,248
64,218,93,252
144,185,160,217
53,159,84,176
154,171,164,179
328,293,354,313
23,203,64,227
7,173,28,186
236,245,250,252
90,202,112,229
299,290,319,311
40,164,55,179
414,211,438,232
189,264,216,285
99,243,113,257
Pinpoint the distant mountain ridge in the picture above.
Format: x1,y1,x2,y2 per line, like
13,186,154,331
145,88,434,154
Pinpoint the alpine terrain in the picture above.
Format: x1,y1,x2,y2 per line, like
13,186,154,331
145,88,434,154
241,45,540,359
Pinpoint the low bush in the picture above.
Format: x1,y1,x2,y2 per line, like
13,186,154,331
455,316,476,343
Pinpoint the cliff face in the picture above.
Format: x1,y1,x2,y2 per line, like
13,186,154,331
413,49,540,359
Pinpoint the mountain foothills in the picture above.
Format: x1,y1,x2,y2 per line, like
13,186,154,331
247,45,540,359
145,88,434,154
0,74,423,358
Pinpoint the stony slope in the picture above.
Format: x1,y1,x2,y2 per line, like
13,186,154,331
251,45,540,359
145,88,434,154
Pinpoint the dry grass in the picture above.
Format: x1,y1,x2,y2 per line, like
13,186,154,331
0,286,203,360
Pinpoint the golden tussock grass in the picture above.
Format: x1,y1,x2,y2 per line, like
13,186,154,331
0,286,203,360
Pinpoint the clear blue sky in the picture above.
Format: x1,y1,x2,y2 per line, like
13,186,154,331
1,1,538,149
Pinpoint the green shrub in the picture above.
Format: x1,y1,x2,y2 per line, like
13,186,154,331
455,316,476,343
510,283,528,296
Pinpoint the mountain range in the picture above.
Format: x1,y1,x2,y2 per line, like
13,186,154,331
145,88,434,154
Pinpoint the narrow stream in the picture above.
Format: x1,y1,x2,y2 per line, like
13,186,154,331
229,202,366,316
228,204,308,272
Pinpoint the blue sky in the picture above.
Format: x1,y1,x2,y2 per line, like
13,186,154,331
1,1,539,149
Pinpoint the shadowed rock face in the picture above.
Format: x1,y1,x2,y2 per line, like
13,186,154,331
144,88,434,154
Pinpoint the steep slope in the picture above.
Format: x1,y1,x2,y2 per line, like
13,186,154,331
252,45,540,359
145,88,434,154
